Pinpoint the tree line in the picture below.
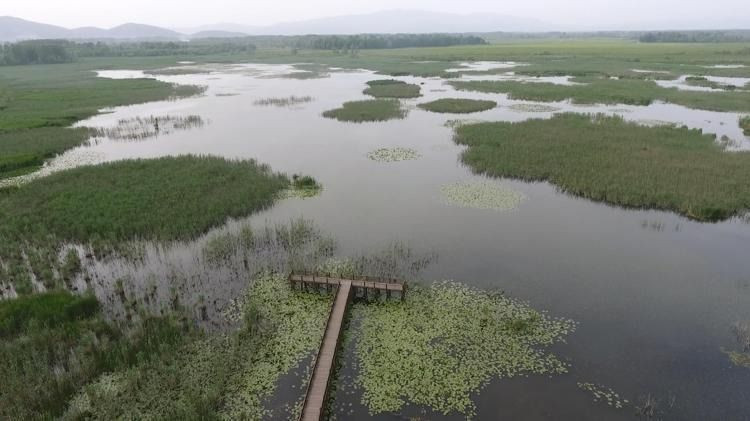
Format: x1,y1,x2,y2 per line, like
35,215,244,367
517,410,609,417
639,30,750,43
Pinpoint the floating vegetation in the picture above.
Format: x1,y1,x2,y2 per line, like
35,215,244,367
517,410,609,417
609,108,633,113
145,67,210,76
366,147,421,162
323,99,408,123
254,96,314,107
724,321,750,368
508,103,561,113
741,116,750,136
97,115,206,141
418,98,496,114
62,273,332,420
364,79,422,98
353,281,576,418
577,382,629,409
441,181,525,211
215,93,240,97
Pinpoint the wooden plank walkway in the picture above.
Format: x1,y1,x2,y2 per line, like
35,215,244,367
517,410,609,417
299,281,352,421
294,273,406,421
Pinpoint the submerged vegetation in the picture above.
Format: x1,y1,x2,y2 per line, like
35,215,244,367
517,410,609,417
366,147,421,162
441,181,525,211
322,99,407,122
363,79,422,98
96,115,205,141
418,98,497,114
454,113,750,221
0,156,289,294
353,281,576,418
253,95,314,107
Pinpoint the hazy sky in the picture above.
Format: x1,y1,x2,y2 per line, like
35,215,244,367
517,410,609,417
2,0,748,29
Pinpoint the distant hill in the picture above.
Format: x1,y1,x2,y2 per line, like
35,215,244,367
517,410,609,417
0,16,182,41
189,30,250,39
256,10,554,35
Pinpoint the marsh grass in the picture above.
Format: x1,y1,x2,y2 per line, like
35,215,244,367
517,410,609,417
363,79,422,98
508,103,561,113
323,99,407,122
684,76,738,90
449,78,750,112
253,95,314,107
418,98,497,114
0,291,193,419
96,115,205,141
353,281,575,417
454,113,750,221
0,155,289,294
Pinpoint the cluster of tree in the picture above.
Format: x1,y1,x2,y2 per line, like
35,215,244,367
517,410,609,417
0,40,74,65
244,33,486,50
639,30,750,43
291,34,487,50
0,39,257,65
70,39,256,57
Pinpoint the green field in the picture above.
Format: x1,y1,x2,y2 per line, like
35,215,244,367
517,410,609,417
454,113,750,221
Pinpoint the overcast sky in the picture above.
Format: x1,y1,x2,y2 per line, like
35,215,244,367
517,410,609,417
2,0,748,29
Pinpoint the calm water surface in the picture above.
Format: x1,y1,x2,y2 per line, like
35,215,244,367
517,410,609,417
63,64,750,420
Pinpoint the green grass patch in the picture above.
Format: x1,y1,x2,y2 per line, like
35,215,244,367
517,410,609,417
684,76,738,90
418,98,497,113
0,155,289,293
454,113,750,221
323,99,407,122
741,116,750,135
363,79,422,98
353,281,575,418
449,78,750,112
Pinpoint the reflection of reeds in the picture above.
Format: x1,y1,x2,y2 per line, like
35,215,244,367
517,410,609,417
95,115,205,141
253,96,314,107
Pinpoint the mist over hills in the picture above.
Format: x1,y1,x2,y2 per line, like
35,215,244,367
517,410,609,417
1,10,748,43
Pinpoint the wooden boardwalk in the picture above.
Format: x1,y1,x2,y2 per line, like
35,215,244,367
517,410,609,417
292,273,406,421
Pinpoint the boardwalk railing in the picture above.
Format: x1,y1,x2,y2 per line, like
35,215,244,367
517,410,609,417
291,273,406,421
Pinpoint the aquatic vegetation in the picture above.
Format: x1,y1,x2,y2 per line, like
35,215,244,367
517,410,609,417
741,116,750,135
453,113,750,221
0,127,94,179
441,181,525,211
353,281,576,418
637,119,676,127
577,382,629,409
283,174,323,198
0,149,105,189
96,115,206,141
63,273,332,420
364,80,422,98
417,98,496,114
215,93,240,97
145,67,211,76
684,76,738,90
449,78,750,112
366,147,421,162
253,95,314,107
323,99,407,123
508,103,561,113
444,119,487,128
724,321,750,368
0,292,193,419
0,156,289,293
